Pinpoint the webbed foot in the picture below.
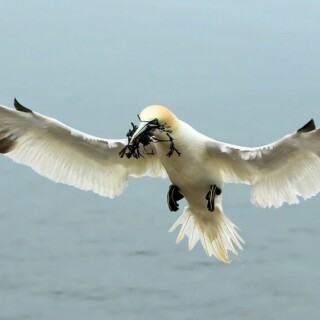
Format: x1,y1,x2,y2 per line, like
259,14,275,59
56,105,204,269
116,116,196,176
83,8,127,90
205,184,222,212
167,184,184,212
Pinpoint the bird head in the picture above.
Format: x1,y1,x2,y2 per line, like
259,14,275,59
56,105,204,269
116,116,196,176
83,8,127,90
129,105,177,145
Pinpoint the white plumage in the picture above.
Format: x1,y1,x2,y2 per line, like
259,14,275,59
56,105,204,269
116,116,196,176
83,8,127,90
1,100,319,263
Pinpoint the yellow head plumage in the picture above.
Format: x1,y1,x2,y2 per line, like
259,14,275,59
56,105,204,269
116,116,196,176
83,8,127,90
139,105,178,129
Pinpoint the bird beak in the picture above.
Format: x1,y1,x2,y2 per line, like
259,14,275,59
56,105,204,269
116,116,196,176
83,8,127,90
129,121,149,145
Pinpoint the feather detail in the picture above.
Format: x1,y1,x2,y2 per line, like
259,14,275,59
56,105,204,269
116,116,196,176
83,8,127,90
169,204,244,263
0,104,166,198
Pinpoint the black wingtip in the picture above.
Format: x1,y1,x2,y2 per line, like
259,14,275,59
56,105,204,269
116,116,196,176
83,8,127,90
297,119,316,133
14,98,33,113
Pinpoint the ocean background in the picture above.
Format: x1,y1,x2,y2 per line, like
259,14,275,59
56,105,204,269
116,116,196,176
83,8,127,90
0,1,320,319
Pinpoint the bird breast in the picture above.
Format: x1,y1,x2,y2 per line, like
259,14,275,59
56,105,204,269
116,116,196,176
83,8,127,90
153,123,218,200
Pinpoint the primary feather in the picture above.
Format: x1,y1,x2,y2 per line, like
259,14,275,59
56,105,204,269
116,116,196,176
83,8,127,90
0,101,166,198
206,123,320,208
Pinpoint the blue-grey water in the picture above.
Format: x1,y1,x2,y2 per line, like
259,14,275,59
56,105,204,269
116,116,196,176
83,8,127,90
1,1,320,319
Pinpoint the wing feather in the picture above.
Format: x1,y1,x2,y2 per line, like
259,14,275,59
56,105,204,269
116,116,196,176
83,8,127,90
207,120,320,208
0,104,166,198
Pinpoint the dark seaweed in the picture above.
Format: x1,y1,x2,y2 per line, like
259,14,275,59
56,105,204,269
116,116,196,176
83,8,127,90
119,120,181,159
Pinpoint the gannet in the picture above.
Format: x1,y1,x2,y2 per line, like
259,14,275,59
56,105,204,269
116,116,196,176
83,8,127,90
1,99,320,263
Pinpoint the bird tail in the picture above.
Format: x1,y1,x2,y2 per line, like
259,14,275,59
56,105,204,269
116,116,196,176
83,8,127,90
169,204,244,263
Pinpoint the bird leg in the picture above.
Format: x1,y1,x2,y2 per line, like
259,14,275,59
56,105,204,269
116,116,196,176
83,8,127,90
167,184,184,212
205,184,222,212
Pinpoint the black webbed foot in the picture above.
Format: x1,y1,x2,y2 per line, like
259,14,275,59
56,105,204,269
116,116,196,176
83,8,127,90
205,184,222,212
167,184,184,212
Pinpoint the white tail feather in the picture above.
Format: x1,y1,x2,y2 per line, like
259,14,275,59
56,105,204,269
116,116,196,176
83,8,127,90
169,205,244,263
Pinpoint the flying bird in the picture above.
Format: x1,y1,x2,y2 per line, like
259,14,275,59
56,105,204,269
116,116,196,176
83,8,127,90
1,99,320,263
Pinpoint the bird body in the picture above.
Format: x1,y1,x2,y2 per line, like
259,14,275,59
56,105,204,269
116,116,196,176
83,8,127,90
1,100,320,263
137,106,243,261
154,121,219,206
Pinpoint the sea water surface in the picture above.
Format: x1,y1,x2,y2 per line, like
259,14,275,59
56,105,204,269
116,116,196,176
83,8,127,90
0,1,320,319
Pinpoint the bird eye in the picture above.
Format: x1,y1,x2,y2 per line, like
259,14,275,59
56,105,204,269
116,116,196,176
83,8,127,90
149,118,159,126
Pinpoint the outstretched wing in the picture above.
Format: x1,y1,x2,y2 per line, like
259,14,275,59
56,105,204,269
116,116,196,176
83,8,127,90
0,100,166,198
207,119,320,208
